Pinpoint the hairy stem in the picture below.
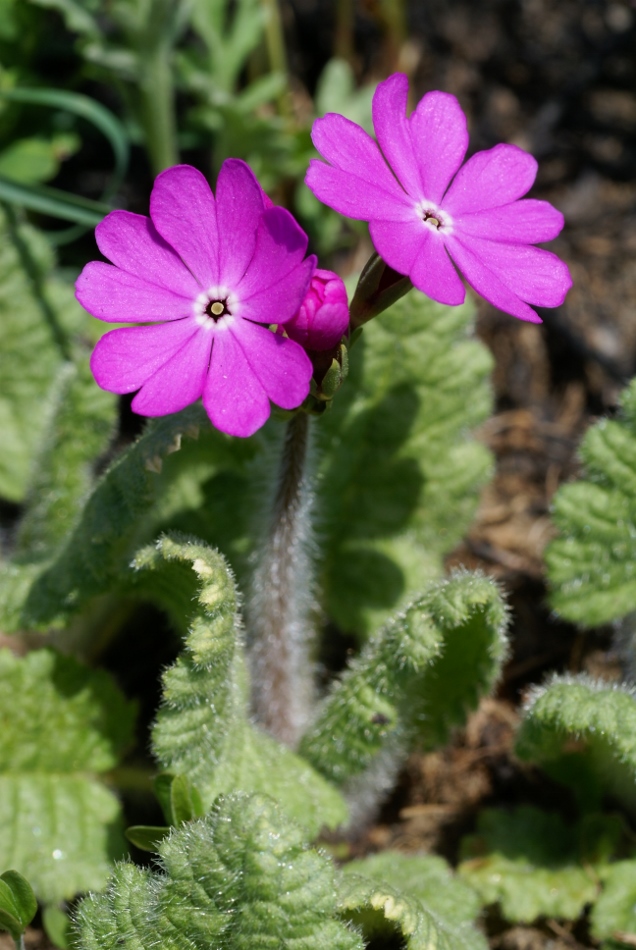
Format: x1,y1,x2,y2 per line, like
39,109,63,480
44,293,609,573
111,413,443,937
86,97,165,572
249,412,314,746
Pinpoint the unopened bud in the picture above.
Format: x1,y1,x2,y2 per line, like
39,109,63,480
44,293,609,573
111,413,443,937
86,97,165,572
348,254,412,331
285,269,349,351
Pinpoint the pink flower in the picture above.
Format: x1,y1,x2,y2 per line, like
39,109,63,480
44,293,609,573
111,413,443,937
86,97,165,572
285,269,349,350
76,161,316,437
305,73,572,323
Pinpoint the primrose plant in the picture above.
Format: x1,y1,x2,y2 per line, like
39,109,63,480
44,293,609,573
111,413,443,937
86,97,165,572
0,74,570,949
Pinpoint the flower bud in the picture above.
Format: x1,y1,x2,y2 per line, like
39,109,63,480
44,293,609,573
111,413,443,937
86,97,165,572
285,269,349,351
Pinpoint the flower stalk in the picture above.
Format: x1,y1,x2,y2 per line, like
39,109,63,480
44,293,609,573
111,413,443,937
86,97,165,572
249,411,315,746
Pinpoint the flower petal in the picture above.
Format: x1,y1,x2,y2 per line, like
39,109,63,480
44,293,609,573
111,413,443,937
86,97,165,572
312,112,406,196
216,158,266,287
242,257,316,327
76,262,193,323
454,199,564,244
372,73,423,200
455,236,572,306
232,319,312,409
445,234,542,322
369,219,465,306
305,160,413,220
238,207,316,324
307,112,414,221
95,210,201,297
443,143,538,215
132,328,213,416
203,327,271,437
409,91,469,205
90,319,201,393
149,164,219,287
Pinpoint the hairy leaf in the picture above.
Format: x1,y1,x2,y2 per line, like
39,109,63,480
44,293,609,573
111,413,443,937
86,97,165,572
317,290,493,635
0,205,84,502
136,534,347,836
590,860,636,944
546,378,636,625
74,793,363,950
0,405,233,630
343,852,481,926
458,806,619,923
0,648,135,902
516,675,636,814
14,359,117,561
337,868,487,950
300,571,507,786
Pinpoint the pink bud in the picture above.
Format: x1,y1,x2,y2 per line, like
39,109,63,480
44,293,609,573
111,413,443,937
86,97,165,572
285,269,349,351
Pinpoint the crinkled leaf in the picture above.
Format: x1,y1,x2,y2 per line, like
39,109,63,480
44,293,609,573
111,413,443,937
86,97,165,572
591,860,636,944
300,571,508,786
516,675,636,814
458,805,619,923
317,290,493,635
0,206,85,502
343,852,481,926
546,378,636,626
337,869,487,950
136,534,347,836
0,404,251,631
74,793,363,950
14,359,117,561
0,648,135,902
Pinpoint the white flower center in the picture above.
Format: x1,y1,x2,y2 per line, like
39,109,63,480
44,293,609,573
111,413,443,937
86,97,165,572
193,286,238,330
416,201,453,234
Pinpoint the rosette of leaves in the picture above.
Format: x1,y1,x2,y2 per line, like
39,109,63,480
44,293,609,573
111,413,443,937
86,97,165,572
546,377,636,626
0,647,135,904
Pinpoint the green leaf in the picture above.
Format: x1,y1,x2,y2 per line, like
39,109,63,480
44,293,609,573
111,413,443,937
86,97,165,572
546,378,636,625
315,58,377,133
590,860,636,944
0,175,109,225
14,359,117,561
516,675,636,814
138,534,347,837
342,852,481,926
42,905,71,950
300,571,508,786
0,88,129,199
0,870,37,938
0,136,73,185
458,806,617,923
337,868,488,950
0,206,78,502
124,826,170,852
0,404,210,630
74,793,363,950
317,289,494,635
0,648,136,903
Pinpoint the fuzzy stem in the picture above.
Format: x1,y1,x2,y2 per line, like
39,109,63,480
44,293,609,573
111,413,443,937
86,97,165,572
249,412,314,746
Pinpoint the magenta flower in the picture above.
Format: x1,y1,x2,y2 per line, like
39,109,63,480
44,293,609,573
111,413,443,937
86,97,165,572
306,73,572,323
76,161,316,437
285,269,349,350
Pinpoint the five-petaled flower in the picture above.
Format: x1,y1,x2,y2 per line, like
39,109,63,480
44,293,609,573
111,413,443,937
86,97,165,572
306,72,572,323
76,161,316,437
